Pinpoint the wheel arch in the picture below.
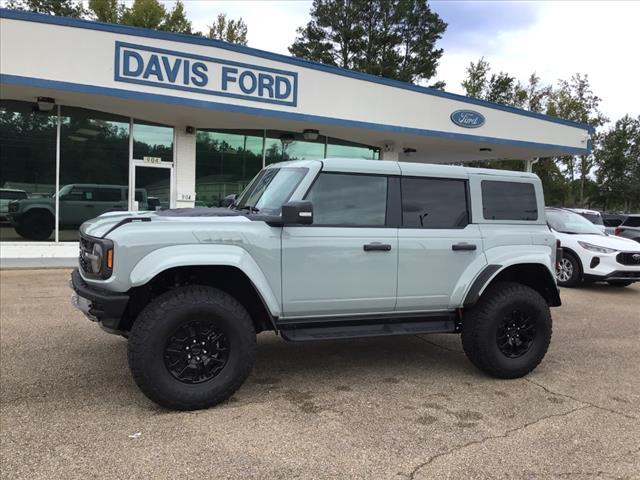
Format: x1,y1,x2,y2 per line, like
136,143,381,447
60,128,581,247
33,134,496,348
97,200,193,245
125,245,281,332
465,262,561,308
560,247,584,276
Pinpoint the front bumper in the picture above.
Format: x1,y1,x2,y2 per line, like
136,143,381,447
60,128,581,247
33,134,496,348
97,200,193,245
584,270,640,283
70,268,129,333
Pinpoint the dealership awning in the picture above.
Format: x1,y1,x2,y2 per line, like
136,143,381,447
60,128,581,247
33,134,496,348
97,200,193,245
0,9,592,164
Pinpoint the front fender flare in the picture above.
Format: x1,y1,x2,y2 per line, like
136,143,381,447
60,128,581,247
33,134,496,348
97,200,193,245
129,244,281,317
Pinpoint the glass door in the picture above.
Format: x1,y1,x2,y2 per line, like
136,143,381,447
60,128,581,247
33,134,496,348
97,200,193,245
131,163,174,211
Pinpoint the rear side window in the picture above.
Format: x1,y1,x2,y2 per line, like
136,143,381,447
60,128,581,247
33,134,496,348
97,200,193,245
306,173,387,226
401,177,468,228
481,180,538,221
624,216,640,227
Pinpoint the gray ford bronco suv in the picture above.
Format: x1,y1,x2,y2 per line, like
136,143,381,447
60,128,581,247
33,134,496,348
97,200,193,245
71,159,561,410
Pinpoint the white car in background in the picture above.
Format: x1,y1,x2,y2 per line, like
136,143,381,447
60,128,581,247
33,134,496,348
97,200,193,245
546,208,640,288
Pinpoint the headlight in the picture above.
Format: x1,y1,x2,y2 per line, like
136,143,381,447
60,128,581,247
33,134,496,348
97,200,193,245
90,243,103,274
578,241,617,254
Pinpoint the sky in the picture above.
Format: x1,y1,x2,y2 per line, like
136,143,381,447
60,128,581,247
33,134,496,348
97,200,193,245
171,0,639,126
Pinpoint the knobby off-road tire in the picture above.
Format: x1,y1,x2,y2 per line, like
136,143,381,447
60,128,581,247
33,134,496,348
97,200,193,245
128,285,256,410
461,282,552,379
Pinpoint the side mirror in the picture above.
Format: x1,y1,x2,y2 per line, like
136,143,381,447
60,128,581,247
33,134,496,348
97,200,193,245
221,194,237,208
282,200,313,225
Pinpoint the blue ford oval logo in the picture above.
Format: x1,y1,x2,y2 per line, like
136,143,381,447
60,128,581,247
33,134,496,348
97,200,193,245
450,110,485,128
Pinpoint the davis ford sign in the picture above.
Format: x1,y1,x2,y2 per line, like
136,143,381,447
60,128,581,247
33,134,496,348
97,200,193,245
114,42,298,107
450,110,485,128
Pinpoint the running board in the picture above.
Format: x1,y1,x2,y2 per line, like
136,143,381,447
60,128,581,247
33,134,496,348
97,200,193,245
278,313,457,342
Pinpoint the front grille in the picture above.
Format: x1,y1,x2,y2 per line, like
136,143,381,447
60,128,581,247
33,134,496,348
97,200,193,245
8,202,18,212
79,235,93,274
616,252,640,266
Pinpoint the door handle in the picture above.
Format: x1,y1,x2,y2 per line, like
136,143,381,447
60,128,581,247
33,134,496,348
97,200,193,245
84,205,95,208
452,243,476,251
363,242,392,252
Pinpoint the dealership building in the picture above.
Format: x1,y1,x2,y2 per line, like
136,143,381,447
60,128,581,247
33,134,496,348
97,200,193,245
0,9,592,264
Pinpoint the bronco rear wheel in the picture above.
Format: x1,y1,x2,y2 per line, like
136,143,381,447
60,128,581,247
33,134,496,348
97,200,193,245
461,282,552,379
128,285,256,410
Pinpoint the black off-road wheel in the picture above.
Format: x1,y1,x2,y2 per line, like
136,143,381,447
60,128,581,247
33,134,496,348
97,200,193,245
607,280,632,287
16,211,54,241
461,282,552,379
128,285,256,410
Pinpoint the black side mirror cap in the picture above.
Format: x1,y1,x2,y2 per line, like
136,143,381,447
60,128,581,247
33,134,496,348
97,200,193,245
281,200,313,225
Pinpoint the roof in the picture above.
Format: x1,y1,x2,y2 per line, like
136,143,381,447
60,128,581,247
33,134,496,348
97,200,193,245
0,8,591,133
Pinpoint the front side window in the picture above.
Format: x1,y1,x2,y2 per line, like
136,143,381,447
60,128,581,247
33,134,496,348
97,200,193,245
482,180,538,221
306,173,387,226
234,167,307,214
401,177,468,228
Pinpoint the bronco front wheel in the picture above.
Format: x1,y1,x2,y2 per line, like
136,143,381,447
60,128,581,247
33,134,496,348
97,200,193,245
128,285,256,410
461,282,552,379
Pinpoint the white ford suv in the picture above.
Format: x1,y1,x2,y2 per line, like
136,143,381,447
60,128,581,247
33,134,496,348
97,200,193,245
547,207,640,287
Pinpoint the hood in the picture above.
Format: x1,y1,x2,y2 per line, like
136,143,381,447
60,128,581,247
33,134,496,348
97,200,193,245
80,208,247,238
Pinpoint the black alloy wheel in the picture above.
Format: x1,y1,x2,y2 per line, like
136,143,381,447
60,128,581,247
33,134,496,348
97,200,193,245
164,320,229,384
496,309,536,358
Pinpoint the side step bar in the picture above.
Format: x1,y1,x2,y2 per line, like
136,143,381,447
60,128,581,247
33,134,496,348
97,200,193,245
279,313,457,342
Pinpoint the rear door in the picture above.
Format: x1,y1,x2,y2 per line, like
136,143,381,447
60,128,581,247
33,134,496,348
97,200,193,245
281,171,399,318
396,175,484,310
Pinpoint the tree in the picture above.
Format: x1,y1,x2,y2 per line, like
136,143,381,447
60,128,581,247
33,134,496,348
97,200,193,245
162,1,192,34
547,74,608,205
88,0,123,24
461,58,530,108
120,0,166,30
289,0,447,85
594,115,640,211
5,0,85,17
207,14,248,45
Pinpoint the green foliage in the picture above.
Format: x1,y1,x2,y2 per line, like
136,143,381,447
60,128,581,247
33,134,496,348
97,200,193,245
207,14,248,45
461,57,530,109
547,74,608,205
6,0,85,17
88,0,123,24
594,115,640,211
289,0,447,84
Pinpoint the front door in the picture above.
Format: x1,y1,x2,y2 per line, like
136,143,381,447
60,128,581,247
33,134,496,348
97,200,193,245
281,172,398,318
132,163,174,211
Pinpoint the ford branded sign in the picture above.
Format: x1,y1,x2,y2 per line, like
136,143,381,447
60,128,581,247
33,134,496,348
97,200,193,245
114,42,298,107
450,110,485,128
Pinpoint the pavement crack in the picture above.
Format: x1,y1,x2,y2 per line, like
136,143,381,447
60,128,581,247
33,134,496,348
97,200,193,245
525,378,638,421
406,405,589,480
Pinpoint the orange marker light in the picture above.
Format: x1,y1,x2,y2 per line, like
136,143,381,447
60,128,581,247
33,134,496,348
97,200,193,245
106,249,113,269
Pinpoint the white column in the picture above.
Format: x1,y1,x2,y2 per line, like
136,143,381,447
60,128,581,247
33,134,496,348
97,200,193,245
174,126,197,208
379,142,399,161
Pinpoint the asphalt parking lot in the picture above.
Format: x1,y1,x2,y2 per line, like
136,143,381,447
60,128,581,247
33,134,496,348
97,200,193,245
1,269,639,479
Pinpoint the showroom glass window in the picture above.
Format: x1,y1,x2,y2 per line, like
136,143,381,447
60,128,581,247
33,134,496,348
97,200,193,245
58,107,130,241
327,138,379,159
133,120,174,162
265,130,325,165
401,177,469,228
0,100,57,242
306,173,387,226
195,130,264,207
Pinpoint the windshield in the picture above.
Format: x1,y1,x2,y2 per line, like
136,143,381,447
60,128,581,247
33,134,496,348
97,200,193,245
546,209,605,235
580,212,603,225
234,167,307,214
